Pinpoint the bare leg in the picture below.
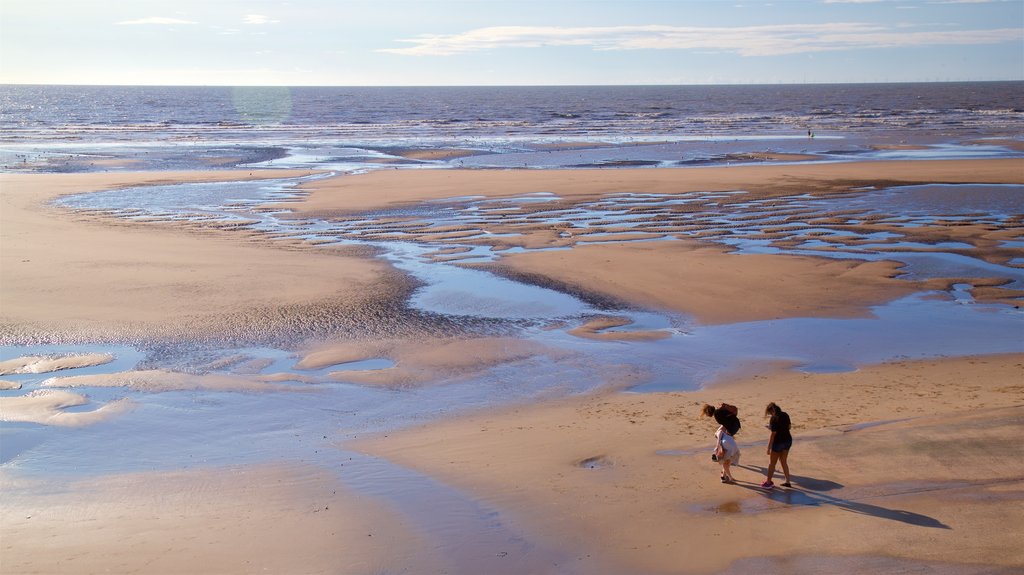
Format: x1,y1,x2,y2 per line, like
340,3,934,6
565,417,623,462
766,450,780,483
722,459,733,481
779,449,791,484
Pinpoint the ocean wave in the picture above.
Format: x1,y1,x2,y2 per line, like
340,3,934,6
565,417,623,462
2,83,1021,147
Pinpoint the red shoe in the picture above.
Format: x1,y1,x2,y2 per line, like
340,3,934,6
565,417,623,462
760,479,774,489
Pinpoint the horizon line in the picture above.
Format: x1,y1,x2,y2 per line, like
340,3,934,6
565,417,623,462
2,79,1022,89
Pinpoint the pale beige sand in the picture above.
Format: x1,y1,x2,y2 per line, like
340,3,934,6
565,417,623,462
299,336,570,387
0,353,115,376
0,389,134,427
0,380,23,391
0,171,396,342
1,463,443,574
354,353,1024,574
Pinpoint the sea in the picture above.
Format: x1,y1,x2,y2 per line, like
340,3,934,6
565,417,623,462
2,82,1023,172
2,84,1023,568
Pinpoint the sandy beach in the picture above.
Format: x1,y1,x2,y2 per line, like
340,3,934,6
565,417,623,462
354,352,1024,574
2,157,1023,573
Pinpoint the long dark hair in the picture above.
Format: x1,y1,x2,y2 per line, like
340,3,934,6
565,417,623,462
765,402,781,417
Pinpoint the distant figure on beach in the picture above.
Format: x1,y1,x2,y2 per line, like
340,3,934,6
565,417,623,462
702,403,741,483
762,402,792,489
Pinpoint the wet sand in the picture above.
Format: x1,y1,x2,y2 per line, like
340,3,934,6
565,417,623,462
0,389,134,427
2,463,442,574
489,242,917,325
355,353,1024,574
298,336,570,387
0,171,407,344
388,148,485,161
294,158,1024,215
295,158,1024,321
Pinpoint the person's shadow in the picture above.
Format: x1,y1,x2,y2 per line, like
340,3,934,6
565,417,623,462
733,464,950,529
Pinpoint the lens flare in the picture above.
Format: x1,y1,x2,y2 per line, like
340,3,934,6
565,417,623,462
232,86,292,125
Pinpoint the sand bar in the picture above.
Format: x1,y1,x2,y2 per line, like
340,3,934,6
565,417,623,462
487,241,918,324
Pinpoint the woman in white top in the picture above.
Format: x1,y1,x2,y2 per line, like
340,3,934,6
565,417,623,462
715,425,741,483
702,403,742,483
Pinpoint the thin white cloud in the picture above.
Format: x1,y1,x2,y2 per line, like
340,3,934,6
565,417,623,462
116,17,197,26
827,0,1007,3
244,14,280,25
381,23,1023,57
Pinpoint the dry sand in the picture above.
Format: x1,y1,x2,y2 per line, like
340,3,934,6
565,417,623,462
354,353,1024,574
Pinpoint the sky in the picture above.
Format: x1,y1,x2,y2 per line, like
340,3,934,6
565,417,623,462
1,0,1021,86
